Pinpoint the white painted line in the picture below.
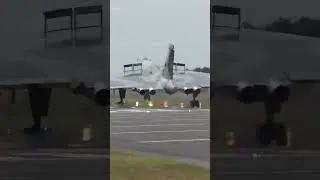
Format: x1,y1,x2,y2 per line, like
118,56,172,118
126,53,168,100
110,108,210,113
13,152,109,159
0,157,25,161
111,119,208,123
0,177,33,180
213,170,320,175
111,129,208,135
112,123,208,128
211,153,320,158
139,138,210,143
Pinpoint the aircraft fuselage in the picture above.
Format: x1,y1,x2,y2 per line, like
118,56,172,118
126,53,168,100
159,77,178,95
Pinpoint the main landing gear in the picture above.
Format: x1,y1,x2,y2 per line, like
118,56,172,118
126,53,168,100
144,94,151,101
256,99,287,147
24,84,52,134
190,90,200,108
116,88,151,106
116,88,126,105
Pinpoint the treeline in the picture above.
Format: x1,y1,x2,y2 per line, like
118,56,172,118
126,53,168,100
193,67,210,73
244,16,320,38
265,17,320,38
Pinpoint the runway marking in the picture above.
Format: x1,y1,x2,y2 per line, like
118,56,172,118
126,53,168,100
112,123,208,128
211,153,320,158
111,119,208,123
213,170,320,175
0,178,32,180
139,138,210,143
12,152,109,159
110,108,210,113
0,157,25,161
111,129,208,135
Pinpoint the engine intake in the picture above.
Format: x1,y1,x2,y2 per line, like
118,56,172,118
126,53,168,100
236,84,290,104
138,88,156,96
270,85,290,102
94,89,109,106
93,83,109,106
184,87,201,95
71,82,109,107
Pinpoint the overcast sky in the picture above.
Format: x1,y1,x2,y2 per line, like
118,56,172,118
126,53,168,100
110,0,210,74
212,0,320,26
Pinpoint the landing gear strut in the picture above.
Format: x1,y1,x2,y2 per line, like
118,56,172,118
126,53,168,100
25,84,52,134
190,91,200,108
117,88,126,105
256,99,287,147
144,94,151,101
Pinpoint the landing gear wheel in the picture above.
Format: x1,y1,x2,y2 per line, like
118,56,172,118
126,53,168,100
275,123,287,146
190,100,200,108
257,122,288,148
257,123,271,148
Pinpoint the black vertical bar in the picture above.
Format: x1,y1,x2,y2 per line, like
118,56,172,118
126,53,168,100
74,11,77,42
238,12,241,40
100,10,103,40
70,12,74,44
106,1,110,178
44,16,47,48
212,6,215,31
210,3,213,180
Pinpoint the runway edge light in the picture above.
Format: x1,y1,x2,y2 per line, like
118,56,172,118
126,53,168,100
226,131,235,147
148,101,153,107
180,102,184,108
286,128,292,148
163,100,168,108
82,127,91,142
135,101,139,107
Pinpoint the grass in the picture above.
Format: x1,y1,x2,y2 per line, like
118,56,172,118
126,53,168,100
211,89,320,149
110,90,210,109
110,150,209,180
0,89,109,147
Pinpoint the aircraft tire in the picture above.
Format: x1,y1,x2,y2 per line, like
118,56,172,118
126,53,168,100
190,100,195,108
195,100,200,108
257,123,271,148
275,123,287,146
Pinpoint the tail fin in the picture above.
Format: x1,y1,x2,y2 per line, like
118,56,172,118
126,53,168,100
162,43,175,79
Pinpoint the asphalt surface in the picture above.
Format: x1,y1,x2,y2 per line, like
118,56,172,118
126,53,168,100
0,149,108,180
110,108,210,167
211,149,320,180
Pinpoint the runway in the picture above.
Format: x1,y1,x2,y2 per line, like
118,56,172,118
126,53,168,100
110,108,210,167
0,149,108,180
211,149,320,179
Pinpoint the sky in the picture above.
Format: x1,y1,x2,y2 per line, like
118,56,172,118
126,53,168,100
110,0,210,74
212,0,320,26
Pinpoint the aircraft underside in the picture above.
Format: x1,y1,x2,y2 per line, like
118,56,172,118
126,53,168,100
116,87,202,108
10,83,110,135
222,84,291,148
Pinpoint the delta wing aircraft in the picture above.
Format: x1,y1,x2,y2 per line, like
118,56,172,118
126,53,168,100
211,5,320,147
110,44,210,108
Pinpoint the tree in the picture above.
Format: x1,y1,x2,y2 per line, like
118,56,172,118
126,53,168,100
193,67,210,73
264,16,320,38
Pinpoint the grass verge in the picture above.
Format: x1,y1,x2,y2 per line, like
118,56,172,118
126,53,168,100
110,150,209,180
